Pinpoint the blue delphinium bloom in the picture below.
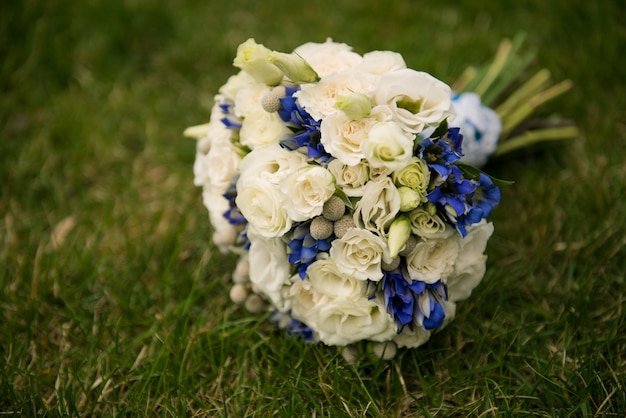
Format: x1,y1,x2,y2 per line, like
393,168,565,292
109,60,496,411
222,175,247,225
218,101,242,130
381,266,449,333
415,280,448,330
419,128,464,184
427,165,477,236
286,221,332,279
278,87,332,163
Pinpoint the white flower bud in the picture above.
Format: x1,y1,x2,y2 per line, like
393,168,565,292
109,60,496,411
267,51,320,84
233,39,284,86
387,216,411,259
398,186,421,212
335,92,372,120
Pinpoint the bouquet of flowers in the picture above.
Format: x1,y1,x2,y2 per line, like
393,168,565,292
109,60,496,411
186,38,567,358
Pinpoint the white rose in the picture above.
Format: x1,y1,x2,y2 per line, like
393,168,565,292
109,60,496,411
375,68,455,133
247,227,292,310
408,208,454,239
358,50,407,75
353,177,401,237
451,93,502,168
239,110,291,150
218,71,257,100
288,273,396,346
279,165,335,222
196,138,242,190
233,82,271,118
406,234,461,283
236,176,292,238
327,159,369,197
320,111,375,166
361,121,415,171
238,143,307,185
306,258,368,299
391,156,430,198
329,228,387,282
447,220,494,302
313,296,397,346
294,38,363,77
295,69,375,121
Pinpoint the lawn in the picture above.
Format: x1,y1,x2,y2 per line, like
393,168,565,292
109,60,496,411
1,0,625,416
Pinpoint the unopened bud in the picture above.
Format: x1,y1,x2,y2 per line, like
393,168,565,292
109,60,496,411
335,92,372,120
267,51,320,84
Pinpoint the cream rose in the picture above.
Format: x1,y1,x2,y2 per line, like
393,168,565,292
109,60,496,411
329,228,387,282
234,82,271,118
295,69,375,121
279,165,335,222
447,220,494,302
361,121,415,171
406,234,460,283
239,110,291,150
391,156,430,199
238,144,307,185
375,68,455,133
218,71,257,101
353,176,401,237
327,159,369,197
247,227,292,310
320,111,374,166
288,272,397,346
235,176,292,238
294,38,363,77
408,207,453,239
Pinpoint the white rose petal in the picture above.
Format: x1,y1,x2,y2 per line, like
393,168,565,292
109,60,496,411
329,228,387,282
358,50,407,75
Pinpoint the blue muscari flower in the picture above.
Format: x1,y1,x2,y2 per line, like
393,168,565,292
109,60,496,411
286,221,332,279
381,266,449,333
270,310,315,342
277,87,332,163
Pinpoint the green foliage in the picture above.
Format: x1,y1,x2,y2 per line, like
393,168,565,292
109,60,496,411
2,0,625,416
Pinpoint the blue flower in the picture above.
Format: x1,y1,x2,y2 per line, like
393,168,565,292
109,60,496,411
278,87,332,163
419,129,463,183
286,221,332,279
218,101,242,130
270,310,314,342
381,266,448,333
222,175,247,225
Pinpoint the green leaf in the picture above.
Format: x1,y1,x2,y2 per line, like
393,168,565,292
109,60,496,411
430,119,449,139
455,162,515,186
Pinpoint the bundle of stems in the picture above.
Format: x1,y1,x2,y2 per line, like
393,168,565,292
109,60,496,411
452,33,578,157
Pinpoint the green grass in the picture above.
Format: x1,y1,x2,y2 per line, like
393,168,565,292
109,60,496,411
2,0,625,416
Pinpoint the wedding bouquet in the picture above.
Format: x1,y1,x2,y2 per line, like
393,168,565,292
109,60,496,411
186,38,564,357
